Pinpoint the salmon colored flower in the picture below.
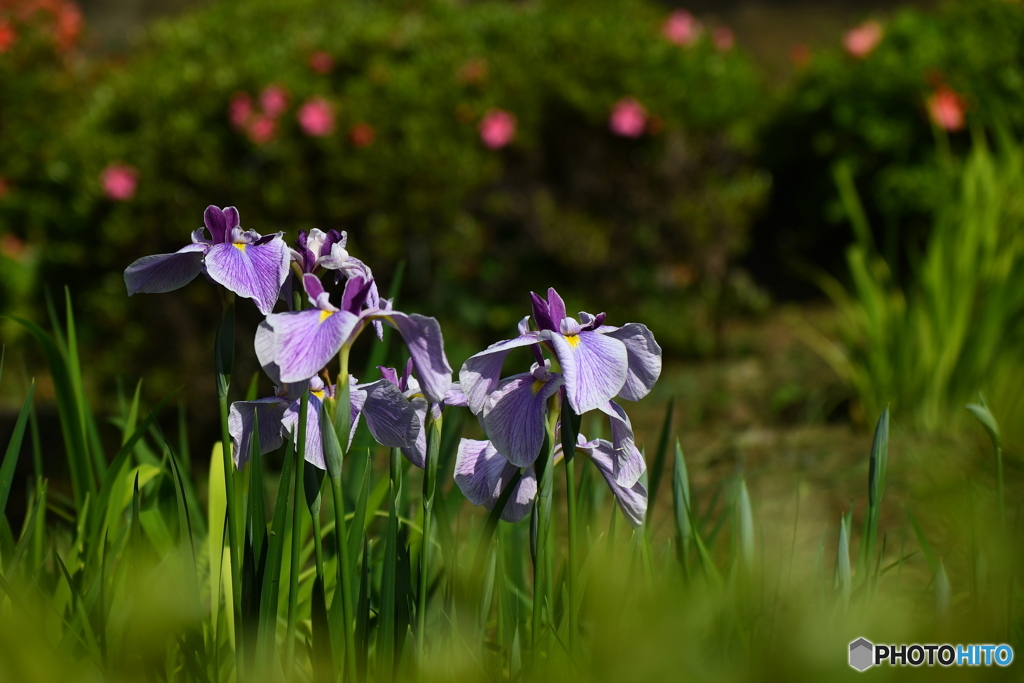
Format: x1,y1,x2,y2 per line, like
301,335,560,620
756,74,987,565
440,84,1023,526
928,87,966,132
260,85,289,119
609,98,647,138
229,92,254,129
349,123,376,148
0,21,16,53
55,2,81,51
479,109,516,149
247,115,277,145
101,164,138,201
713,26,734,51
662,10,701,47
309,51,334,74
298,98,335,137
844,20,883,58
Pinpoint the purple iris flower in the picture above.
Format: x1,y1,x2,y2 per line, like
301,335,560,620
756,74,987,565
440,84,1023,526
377,359,468,468
454,432,647,527
124,205,290,315
228,374,418,470
459,288,661,486
288,229,382,328
261,272,452,404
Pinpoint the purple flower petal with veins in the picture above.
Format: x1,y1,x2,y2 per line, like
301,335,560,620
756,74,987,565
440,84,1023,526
601,323,662,401
124,243,208,295
481,361,562,467
228,396,288,468
544,325,628,414
455,439,537,522
577,437,647,527
459,334,543,414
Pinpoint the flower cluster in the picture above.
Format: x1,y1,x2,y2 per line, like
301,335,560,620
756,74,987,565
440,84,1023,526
124,205,454,473
124,208,661,530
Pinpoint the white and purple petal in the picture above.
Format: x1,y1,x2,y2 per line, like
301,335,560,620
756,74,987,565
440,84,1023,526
281,392,326,469
545,330,628,414
481,372,562,468
454,439,537,523
124,243,208,296
205,236,290,315
227,397,288,469
601,323,662,402
402,397,429,469
580,438,647,528
597,401,645,487
358,379,419,449
459,334,542,414
370,312,453,405
269,308,359,383
255,319,282,385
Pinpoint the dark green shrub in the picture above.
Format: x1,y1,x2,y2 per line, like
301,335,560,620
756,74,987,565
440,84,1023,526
754,0,1024,293
18,0,767,397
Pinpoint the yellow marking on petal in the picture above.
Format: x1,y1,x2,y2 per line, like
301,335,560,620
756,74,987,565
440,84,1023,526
319,309,335,323
312,390,326,400
564,334,581,349
531,380,546,395
233,243,247,252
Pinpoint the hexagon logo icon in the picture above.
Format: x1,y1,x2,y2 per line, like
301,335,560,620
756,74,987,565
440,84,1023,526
849,638,874,671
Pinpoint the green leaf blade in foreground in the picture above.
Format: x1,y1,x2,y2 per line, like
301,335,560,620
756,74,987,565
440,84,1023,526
0,380,35,518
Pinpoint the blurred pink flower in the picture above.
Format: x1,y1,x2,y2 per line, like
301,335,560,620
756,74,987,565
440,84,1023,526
55,2,82,51
928,87,966,131
0,21,15,53
229,92,254,129
349,123,376,148
298,98,335,137
247,116,277,145
309,51,335,74
662,10,701,47
479,109,516,149
713,26,734,51
844,20,883,58
101,164,138,201
260,85,289,119
609,98,647,138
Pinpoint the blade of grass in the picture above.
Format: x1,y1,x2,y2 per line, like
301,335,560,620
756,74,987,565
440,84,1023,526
646,398,675,513
0,379,34,518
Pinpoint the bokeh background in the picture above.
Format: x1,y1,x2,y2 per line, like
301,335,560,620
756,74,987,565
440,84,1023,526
3,0,1024,529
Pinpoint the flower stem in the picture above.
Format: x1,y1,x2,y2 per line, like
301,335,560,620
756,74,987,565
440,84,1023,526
285,389,309,671
417,413,442,659
214,299,243,673
531,423,555,661
560,397,581,654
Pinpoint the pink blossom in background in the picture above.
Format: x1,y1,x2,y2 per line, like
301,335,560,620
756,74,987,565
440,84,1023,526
247,116,277,145
55,2,82,51
309,51,335,74
662,10,701,47
928,87,966,131
713,26,734,51
260,85,289,119
844,20,883,58
229,92,254,129
0,21,15,53
298,98,335,137
478,109,516,149
609,98,647,138
101,164,138,201
349,123,376,148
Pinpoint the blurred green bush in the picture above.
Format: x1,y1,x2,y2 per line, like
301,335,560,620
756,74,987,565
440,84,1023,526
754,0,1024,293
1,0,768,398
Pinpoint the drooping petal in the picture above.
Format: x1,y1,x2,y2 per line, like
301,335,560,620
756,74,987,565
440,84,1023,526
268,308,360,383
545,330,628,414
459,334,542,414
454,439,537,522
481,372,562,468
371,311,453,405
359,379,419,449
228,397,288,469
444,382,469,408
601,323,662,401
281,392,326,469
581,438,647,528
205,237,290,315
402,397,428,468
124,243,208,296
597,401,645,487
255,319,281,385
